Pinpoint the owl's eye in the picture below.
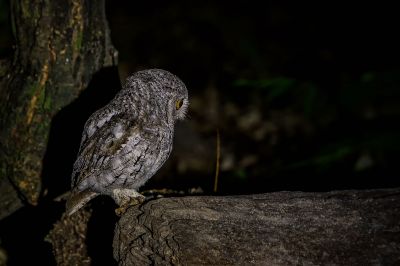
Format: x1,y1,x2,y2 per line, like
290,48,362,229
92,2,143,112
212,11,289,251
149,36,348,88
175,99,184,110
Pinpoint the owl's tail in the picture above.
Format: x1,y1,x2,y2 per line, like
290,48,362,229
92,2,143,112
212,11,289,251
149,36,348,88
65,190,98,216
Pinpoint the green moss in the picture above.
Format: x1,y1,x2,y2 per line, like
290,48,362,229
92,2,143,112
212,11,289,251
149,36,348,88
75,31,83,51
38,83,45,102
43,93,51,110
26,81,40,96
37,84,52,111
36,118,49,134
20,1,32,19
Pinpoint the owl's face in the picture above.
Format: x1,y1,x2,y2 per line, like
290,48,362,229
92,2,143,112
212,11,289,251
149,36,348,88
172,87,189,121
130,69,189,124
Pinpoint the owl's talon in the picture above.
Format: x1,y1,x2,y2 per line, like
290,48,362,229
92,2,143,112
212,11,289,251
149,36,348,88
115,196,145,216
115,206,127,216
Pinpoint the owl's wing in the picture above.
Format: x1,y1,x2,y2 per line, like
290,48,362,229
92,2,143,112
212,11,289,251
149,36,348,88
79,106,119,148
67,111,132,216
68,108,171,216
71,111,135,190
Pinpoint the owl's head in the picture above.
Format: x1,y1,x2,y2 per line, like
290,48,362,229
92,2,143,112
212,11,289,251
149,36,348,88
128,69,189,124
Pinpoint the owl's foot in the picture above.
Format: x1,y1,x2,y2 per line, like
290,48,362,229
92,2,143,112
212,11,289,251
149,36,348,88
112,189,145,216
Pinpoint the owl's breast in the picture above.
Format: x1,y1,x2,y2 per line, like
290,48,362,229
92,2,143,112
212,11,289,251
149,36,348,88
134,126,173,187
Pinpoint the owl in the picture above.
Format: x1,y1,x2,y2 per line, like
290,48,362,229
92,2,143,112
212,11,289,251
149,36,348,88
66,69,189,215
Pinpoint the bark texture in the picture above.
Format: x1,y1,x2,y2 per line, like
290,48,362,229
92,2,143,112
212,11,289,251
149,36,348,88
114,189,400,266
0,0,117,219
45,209,92,266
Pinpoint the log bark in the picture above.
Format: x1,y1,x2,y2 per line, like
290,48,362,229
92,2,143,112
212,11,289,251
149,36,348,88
0,0,117,219
114,188,400,266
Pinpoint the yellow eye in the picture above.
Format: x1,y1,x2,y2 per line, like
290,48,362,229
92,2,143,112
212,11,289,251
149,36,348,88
175,99,184,110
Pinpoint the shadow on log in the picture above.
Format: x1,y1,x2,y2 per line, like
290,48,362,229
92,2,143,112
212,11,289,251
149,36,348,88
114,188,400,265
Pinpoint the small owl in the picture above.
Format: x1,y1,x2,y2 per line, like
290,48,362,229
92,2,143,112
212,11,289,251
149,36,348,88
66,69,189,215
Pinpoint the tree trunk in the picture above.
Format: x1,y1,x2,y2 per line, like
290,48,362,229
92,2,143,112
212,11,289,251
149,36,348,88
113,189,400,266
0,0,117,219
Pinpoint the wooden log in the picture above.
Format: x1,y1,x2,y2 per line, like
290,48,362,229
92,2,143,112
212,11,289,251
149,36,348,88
114,188,400,265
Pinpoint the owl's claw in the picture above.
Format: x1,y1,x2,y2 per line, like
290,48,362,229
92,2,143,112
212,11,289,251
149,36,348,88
115,196,144,216
112,188,145,216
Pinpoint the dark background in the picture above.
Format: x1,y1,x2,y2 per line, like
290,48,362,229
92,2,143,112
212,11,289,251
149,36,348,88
106,2,400,193
0,1,399,265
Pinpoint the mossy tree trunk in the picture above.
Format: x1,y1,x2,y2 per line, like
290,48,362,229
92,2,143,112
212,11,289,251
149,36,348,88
0,0,117,219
